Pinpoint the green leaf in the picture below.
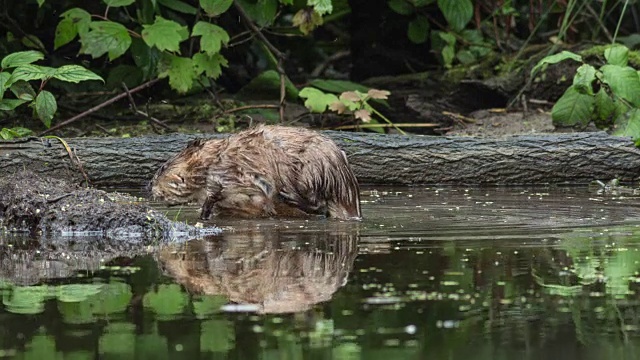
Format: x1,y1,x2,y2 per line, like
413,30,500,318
531,51,582,77
432,31,456,68
8,65,56,85
55,8,91,49
0,99,28,111
551,85,594,128
600,64,640,107
408,15,429,44
0,72,10,100
103,0,135,6
572,64,596,95
157,0,198,14
1,51,45,69
21,35,45,50
200,0,233,16
9,81,37,101
309,79,370,94
193,53,228,79
308,0,332,15
456,49,476,64
388,0,414,15
37,0,45,7
131,37,160,80
437,0,472,31
80,21,132,60
613,108,640,141
604,44,628,67
0,127,32,139
236,0,278,27
594,88,616,125
192,22,230,56
142,17,189,53
158,54,198,93
35,90,57,128
299,87,340,113
106,65,143,89
53,65,104,83
62,8,92,36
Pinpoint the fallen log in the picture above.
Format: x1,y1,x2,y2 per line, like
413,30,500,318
1,131,639,188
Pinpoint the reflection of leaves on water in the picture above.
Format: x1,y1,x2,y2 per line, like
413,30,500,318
143,283,188,318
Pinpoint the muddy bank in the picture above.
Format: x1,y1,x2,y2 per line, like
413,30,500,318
0,171,221,244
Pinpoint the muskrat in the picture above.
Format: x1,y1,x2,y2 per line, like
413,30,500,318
149,125,361,220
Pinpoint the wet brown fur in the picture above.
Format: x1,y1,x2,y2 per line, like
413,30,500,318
149,125,361,220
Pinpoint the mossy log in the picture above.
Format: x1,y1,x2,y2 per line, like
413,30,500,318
1,131,639,188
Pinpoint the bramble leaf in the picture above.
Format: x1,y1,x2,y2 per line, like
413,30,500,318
193,53,228,79
35,90,57,128
158,54,198,93
142,17,189,53
55,8,91,49
200,0,233,16
80,21,132,60
1,51,45,69
192,22,229,56
53,65,104,83
299,87,340,113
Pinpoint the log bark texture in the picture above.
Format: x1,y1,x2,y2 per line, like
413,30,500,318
1,131,639,188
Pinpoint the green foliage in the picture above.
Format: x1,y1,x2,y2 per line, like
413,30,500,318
0,51,103,130
0,126,32,139
80,21,132,60
142,17,189,53
541,45,640,143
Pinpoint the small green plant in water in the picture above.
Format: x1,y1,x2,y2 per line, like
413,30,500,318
534,45,640,144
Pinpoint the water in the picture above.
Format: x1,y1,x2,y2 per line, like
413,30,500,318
2,186,640,359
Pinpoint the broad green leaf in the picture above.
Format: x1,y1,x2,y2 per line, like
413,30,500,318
309,79,369,94
157,0,197,14
192,22,229,56
551,85,594,128
456,49,476,64
4,126,32,137
37,0,45,7
308,0,332,15
21,35,45,50
54,65,104,83
9,81,37,101
106,65,143,89
103,0,135,6
433,31,456,67
408,15,429,44
604,44,628,66
1,51,45,69
8,65,56,85
531,51,582,77
236,0,278,27
80,21,132,60
1,128,23,139
613,108,640,142
572,64,596,95
193,52,228,78
35,90,57,128
594,88,615,126
0,72,10,100
299,87,339,113
200,0,233,16
158,54,198,93
55,8,91,49
437,0,472,31
600,64,640,107
142,17,189,53
0,99,28,111
130,38,160,80
388,0,414,15
62,8,92,36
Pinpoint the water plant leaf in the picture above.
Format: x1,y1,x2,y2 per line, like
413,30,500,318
55,8,91,49
388,0,414,15
408,15,429,44
531,51,582,77
35,90,57,128
604,44,628,67
437,0,472,31
200,0,233,16
299,87,339,112
54,65,104,83
80,21,132,60
158,54,198,93
193,52,228,79
142,17,189,53
308,0,332,15
1,50,44,69
192,22,229,56
157,0,197,14
103,0,135,6
600,64,640,107
551,85,594,128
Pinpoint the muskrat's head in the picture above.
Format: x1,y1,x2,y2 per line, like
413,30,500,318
149,139,212,205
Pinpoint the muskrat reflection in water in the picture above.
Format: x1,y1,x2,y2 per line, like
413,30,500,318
149,125,361,220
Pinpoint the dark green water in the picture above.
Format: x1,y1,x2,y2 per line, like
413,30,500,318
2,186,640,359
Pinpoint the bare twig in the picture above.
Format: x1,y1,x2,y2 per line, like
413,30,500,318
39,78,162,136
224,104,280,114
233,0,287,122
311,50,351,78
